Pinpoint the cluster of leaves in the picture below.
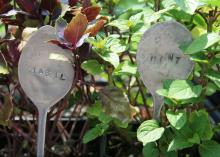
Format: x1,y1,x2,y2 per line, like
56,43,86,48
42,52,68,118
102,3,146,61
135,0,220,156
0,0,220,156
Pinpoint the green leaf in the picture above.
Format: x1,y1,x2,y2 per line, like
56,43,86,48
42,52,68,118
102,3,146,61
199,0,220,7
157,80,202,100
137,120,165,145
174,0,201,14
166,110,187,130
113,60,137,76
184,33,220,54
98,51,119,68
199,140,220,157
142,143,160,157
163,151,178,157
0,24,5,38
98,112,112,124
189,110,213,140
110,41,127,54
206,70,220,89
83,123,109,143
168,137,194,151
113,118,128,128
0,65,9,75
108,19,130,31
206,83,218,96
86,101,102,117
187,133,200,144
113,0,145,16
81,60,104,75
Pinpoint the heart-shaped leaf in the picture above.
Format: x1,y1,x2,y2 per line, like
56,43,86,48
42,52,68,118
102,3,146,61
166,110,187,130
137,120,165,145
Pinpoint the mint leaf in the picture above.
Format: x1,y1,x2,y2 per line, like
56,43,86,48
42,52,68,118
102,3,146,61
166,110,187,130
184,33,220,54
81,60,104,75
137,120,165,145
199,140,220,157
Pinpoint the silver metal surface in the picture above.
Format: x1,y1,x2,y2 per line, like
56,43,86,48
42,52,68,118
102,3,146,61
136,21,194,120
18,25,74,157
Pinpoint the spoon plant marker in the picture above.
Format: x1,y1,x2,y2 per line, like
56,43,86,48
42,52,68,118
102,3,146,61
18,26,74,157
137,21,194,120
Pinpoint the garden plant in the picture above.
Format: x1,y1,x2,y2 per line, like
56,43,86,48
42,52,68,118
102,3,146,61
0,0,220,157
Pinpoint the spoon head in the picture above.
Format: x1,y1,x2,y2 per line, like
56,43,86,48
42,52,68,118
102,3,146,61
18,25,74,108
137,21,194,95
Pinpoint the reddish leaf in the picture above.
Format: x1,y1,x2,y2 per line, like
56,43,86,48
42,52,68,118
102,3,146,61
0,3,13,14
0,0,11,6
64,13,88,49
1,18,21,25
47,40,69,49
82,6,101,22
15,0,36,13
7,40,20,65
69,0,78,6
82,0,91,8
40,0,61,13
85,19,106,36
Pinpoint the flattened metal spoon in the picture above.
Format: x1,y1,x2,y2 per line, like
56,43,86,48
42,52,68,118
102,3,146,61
18,26,74,157
136,21,194,120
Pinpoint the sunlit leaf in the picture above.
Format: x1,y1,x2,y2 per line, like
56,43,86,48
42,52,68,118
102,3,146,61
184,33,220,54
168,137,193,151
85,19,106,36
174,0,202,14
81,60,104,75
166,110,187,130
82,6,101,22
199,0,220,7
113,60,137,76
137,120,165,145
64,13,88,49
98,51,119,68
206,71,220,89
157,80,202,100
0,64,9,74
76,33,89,48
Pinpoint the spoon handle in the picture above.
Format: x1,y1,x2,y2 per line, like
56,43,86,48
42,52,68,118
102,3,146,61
152,94,164,121
37,107,48,157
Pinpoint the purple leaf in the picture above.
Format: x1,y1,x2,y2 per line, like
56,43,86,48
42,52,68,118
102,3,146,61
55,17,67,41
76,33,89,48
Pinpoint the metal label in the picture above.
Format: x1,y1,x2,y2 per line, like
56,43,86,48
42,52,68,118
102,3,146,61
136,21,194,119
18,25,74,108
18,25,74,157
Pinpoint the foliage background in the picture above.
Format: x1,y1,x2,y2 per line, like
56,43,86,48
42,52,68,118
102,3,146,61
0,0,220,157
